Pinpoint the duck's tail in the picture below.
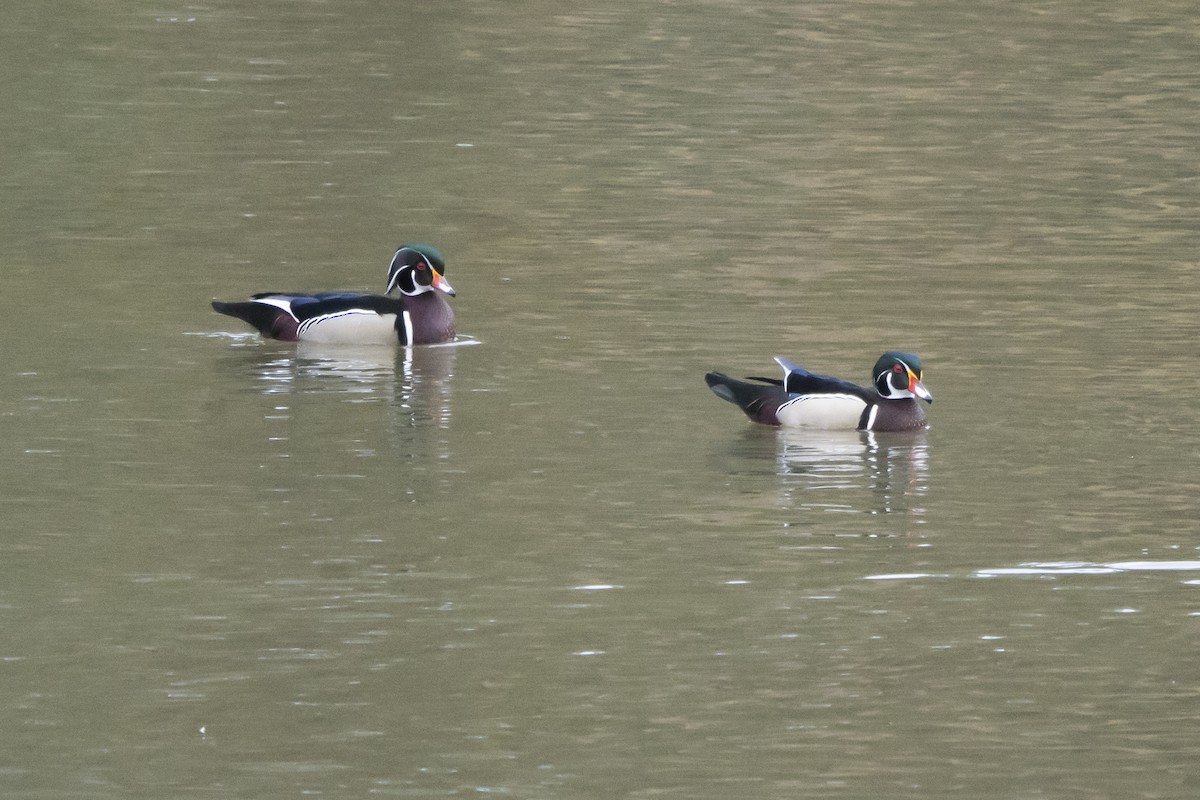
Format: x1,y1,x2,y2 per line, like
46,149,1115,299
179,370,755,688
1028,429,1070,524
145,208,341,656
704,372,785,426
211,300,296,340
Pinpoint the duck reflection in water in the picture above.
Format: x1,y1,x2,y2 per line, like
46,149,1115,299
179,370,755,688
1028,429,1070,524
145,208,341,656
294,341,460,430
226,339,466,434
774,428,929,521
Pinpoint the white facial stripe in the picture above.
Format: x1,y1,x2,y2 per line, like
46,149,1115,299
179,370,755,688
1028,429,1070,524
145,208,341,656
396,247,431,269
391,249,440,296
877,359,922,398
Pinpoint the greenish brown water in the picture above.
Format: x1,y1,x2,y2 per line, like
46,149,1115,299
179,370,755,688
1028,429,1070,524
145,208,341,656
3,1,1200,797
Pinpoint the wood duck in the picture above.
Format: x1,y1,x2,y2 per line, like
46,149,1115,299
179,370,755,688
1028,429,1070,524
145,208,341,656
705,352,932,431
211,244,456,345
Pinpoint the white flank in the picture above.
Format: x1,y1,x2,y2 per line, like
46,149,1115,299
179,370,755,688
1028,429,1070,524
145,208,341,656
297,311,398,345
864,404,880,431
776,394,867,429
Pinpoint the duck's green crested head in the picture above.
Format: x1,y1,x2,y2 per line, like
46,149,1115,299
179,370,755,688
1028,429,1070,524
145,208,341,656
873,352,932,402
386,243,454,297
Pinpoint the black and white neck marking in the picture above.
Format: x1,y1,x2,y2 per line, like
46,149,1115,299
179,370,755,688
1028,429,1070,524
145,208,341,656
874,356,932,402
386,246,455,297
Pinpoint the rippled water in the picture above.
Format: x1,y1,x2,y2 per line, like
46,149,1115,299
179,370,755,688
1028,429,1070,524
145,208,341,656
2,1,1199,797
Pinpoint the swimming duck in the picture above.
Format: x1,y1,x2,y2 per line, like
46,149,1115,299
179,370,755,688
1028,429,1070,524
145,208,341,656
211,244,456,345
705,352,932,431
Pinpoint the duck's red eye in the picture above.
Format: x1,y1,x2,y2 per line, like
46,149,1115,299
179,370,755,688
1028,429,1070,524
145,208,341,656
893,364,904,373
416,262,427,271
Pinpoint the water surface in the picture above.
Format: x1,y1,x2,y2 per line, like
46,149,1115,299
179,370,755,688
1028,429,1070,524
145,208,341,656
2,1,1199,797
